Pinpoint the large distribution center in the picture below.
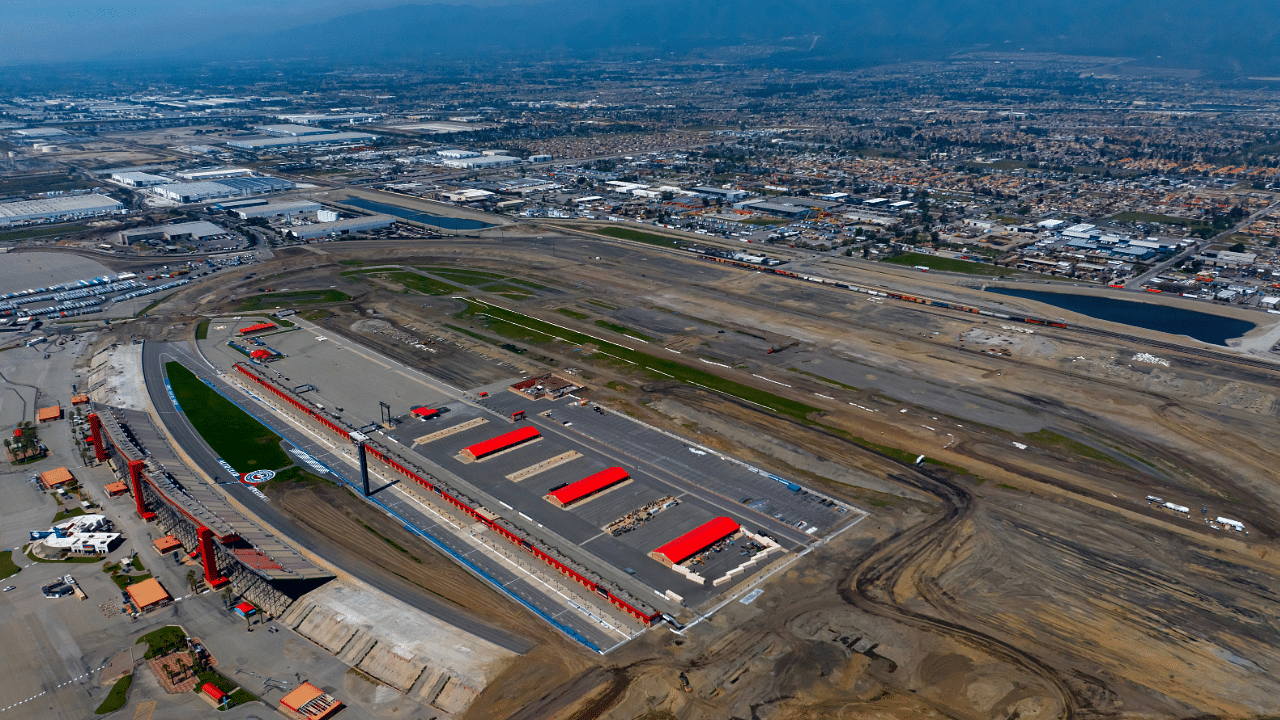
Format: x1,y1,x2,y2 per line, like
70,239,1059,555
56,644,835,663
0,194,124,227
284,215,396,240
649,517,741,566
232,201,321,220
119,221,230,245
153,177,295,204
226,131,378,150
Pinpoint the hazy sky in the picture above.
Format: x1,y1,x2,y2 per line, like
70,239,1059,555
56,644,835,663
0,0,415,64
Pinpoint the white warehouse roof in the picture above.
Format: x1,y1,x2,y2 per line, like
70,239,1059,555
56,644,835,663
286,215,395,240
0,194,124,226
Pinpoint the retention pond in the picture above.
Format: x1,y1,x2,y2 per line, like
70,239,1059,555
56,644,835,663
985,287,1256,346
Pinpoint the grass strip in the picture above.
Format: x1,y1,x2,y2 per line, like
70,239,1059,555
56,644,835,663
595,320,657,342
416,267,507,285
95,675,132,714
237,289,351,311
482,283,534,294
26,548,103,563
458,299,819,421
112,573,153,590
557,308,590,320
1025,429,1124,466
137,626,187,659
0,550,20,580
588,226,686,248
195,320,209,340
136,293,177,317
165,361,290,471
195,670,258,706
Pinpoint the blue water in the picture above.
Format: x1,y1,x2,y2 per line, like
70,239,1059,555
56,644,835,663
342,196,492,230
985,287,1256,346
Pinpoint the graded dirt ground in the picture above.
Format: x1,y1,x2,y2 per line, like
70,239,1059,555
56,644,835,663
104,232,1280,720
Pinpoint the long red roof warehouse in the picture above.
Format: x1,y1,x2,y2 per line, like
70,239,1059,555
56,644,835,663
548,467,630,507
463,426,540,459
651,517,741,565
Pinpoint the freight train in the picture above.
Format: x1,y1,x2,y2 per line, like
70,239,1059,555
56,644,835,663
690,254,1069,329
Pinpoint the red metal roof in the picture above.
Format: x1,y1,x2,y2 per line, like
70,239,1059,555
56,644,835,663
464,425,539,459
250,349,272,359
411,407,439,418
549,467,629,506
652,517,740,564
202,683,227,701
240,322,276,334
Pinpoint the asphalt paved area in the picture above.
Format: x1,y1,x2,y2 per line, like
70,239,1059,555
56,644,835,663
146,341,620,651
142,341,539,653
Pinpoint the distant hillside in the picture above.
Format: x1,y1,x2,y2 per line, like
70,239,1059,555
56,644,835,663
218,0,1280,74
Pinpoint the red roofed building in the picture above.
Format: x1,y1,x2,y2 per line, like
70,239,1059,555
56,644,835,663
239,322,276,336
461,426,540,460
202,682,229,707
279,682,342,720
649,517,741,566
250,349,273,360
547,467,630,508
411,407,439,419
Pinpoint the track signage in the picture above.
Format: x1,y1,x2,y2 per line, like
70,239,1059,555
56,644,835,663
241,469,276,484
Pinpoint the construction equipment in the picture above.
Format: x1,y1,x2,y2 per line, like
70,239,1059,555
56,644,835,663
766,340,799,354
679,672,692,692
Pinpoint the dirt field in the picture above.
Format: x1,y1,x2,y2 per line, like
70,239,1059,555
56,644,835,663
97,233,1280,720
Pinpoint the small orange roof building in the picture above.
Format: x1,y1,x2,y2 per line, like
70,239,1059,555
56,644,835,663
39,466,75,489
71,394,90,405
152,535,182,554
126,577,171,611
36,405,63,422
279,682,342,719
105,480,129,497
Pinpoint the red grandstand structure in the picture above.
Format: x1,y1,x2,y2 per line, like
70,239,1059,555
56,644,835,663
546,467,631,508
462,426,540,460
233,362,662,627
649,517,741,567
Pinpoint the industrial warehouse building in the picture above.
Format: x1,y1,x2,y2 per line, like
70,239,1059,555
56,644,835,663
153,176,295,204
118,221,231,245
256,124,338,137
153,181,239,203
441,155,519,169
285,215,396,240
110,171,169,187
0,194,125,227
176,167,253,181
232,200,321,220
226,131,378,150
